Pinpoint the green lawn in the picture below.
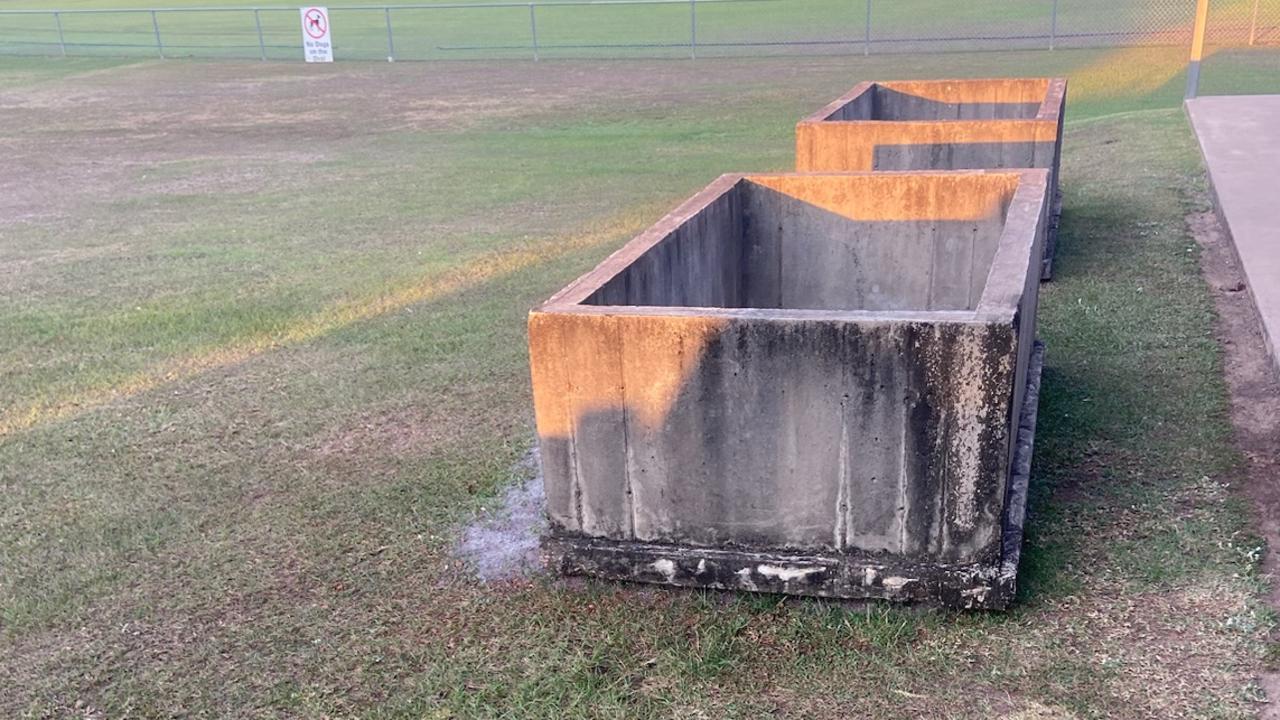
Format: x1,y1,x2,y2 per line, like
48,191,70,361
0,0,1245,62
2,48,1280,717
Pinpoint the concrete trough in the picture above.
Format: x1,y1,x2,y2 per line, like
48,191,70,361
529,170,1050,609
796,78,1066,279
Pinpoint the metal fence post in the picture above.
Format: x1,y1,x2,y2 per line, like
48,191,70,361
1049,0,1058,50
864,0,871,55
1249,0,1260,45
150,10,164,59
529,3,539,61
253,9,266,60
54,11,66,57
385,7,396,61
690,0,697,59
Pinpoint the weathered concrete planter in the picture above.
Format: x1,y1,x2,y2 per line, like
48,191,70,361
796,78,1066,279
529,170,1050,609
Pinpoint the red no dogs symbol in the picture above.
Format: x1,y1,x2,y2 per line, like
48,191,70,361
303,8,327,39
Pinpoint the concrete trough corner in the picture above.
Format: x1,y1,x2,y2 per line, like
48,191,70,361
529,170,1051,609
795,78,1067,281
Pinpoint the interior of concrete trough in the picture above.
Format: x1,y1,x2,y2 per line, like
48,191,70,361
825,79,1051,122
582,173,1018,312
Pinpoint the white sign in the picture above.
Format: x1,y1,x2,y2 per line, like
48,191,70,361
300,6,333,62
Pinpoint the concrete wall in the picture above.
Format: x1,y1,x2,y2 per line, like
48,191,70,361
530,312,1018,562
795,78,1066,178
825,80,1050,122
585,173,1017,313
584,189,745,309
979,171,1051,500
821,78,1052,121
796,78,1066,281
530,171,1049,569
872,81,1047,121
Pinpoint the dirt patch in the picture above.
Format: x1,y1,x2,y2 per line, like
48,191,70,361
455,447,547,582
0,56,864,235
1190,207,1280,715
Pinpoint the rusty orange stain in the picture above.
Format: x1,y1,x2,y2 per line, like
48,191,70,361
875,78,1051,105
795,78,1064,173
796,120,1056,172
748,173,1018,222
528,312,726,439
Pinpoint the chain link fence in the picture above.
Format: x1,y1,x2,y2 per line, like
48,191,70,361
0,0,1277,62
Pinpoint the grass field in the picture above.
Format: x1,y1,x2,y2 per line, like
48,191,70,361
3,46,1280,717
1,0,1273,62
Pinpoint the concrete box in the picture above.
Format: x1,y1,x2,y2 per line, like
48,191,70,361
796,78,1066,279
529,170,1050,609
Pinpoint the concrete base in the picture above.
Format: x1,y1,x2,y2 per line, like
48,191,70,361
1187,95,1280,377
547,341,1044,611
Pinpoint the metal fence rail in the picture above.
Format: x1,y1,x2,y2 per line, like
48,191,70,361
1,0,1278,62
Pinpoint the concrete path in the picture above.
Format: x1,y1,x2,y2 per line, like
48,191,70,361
1187,95,1280,372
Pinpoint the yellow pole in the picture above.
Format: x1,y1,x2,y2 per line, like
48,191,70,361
1249,0,1260,46
1186,0,1211,98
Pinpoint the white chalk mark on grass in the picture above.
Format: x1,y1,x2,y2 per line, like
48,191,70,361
457,448,548,582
